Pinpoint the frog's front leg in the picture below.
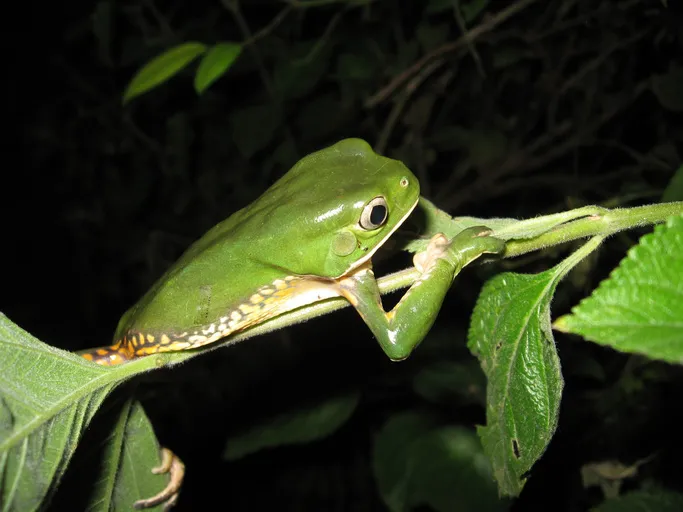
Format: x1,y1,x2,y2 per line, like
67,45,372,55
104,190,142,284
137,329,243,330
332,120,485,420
338,227,505,361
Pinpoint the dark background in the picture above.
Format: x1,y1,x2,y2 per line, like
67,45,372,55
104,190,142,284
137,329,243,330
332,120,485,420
3,0,683,510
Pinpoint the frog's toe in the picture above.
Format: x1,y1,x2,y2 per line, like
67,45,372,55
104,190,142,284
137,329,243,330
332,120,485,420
134,447,185,510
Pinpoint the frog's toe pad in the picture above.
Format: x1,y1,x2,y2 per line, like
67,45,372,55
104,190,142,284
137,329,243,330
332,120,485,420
134,447,185,510
413,233,450,273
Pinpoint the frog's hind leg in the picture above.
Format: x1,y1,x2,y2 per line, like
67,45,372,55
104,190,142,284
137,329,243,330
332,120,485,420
79,339,135,366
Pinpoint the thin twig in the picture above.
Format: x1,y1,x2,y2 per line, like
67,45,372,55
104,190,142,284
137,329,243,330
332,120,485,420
452,0,486,78
375,58,444,154
222,0,275,97
365,0,542,108
243,5,294,47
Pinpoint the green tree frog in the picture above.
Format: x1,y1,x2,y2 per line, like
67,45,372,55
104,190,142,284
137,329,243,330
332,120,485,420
79,138,504,508
82,138,503,366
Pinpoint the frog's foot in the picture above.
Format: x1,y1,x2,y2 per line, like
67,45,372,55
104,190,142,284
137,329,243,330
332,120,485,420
413,233,450,273
134,447,185,510
413,228,503,274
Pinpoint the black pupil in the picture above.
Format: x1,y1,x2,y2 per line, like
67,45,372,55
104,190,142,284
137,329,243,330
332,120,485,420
370,204,387,226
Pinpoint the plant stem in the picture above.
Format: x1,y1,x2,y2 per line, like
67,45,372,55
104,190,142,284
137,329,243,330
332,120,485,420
504,201,683,259
160,201,682,367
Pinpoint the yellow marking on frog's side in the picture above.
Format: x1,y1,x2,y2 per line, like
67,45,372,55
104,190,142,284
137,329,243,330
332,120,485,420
239,303,259,315
82,274,351,366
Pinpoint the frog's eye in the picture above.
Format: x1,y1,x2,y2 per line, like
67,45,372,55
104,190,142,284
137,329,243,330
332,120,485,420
359,197,388,230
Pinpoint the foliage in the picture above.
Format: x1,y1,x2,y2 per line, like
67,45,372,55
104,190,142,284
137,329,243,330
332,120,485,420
3,0,683,510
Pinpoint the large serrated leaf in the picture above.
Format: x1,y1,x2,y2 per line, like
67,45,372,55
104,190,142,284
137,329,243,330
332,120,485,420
194,42,242,94
123,42,208,103
467,237,603,496
0,314,168,510
554,214,683,364
223,391,359,460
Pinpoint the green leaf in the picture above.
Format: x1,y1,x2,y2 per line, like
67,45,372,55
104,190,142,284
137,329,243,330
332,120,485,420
373,412,506,512
88,398,169,510
194,42,242,94
594,488,683,512
224,391,359,460
0,314,167,509
52,395,169,511
554,215,683,365
662,166,683,202
0,315,117,509
651,63,683,112
467,237,603,496
123,42,208,103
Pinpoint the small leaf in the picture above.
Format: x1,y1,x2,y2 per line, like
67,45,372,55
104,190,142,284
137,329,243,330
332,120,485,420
90,398,170,510
662,166,683,202
54,396,170,511
194,42,242,94
468,237,603,496
224,391,359,460
123,42,208,103
554,215,683,365
594,488,683,512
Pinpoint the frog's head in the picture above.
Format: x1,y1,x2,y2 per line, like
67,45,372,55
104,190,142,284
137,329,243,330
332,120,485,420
263,138,420,278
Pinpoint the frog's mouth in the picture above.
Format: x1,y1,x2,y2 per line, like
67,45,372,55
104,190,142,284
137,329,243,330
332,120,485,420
339,195,420,278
